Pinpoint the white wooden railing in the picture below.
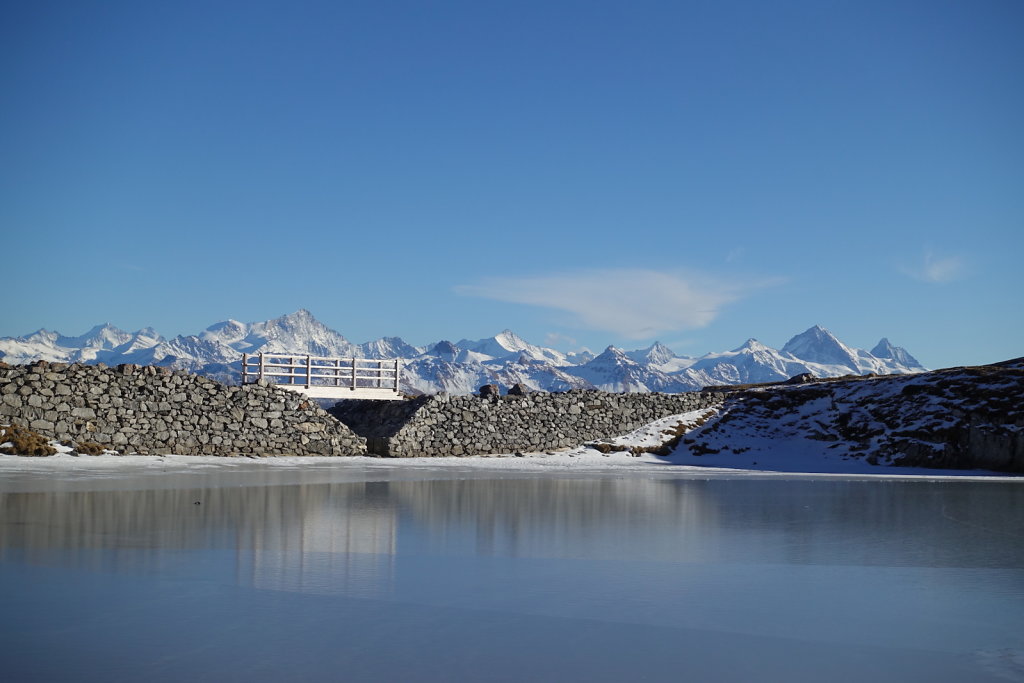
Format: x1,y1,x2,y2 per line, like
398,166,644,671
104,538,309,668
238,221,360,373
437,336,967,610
241,353,402,400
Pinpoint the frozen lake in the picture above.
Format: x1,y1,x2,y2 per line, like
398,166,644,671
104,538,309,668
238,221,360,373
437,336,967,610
1,461,1022,682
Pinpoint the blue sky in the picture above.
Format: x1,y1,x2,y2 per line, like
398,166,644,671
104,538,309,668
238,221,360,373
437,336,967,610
2,0,1021,369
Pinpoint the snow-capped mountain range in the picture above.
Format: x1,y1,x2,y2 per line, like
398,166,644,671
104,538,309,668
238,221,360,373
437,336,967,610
0,310,925,395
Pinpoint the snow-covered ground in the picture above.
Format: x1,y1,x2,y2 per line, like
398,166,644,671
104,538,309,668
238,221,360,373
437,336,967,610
2,408,1017,484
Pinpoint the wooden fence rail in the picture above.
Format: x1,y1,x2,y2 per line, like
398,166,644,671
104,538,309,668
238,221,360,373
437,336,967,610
241,353,403,400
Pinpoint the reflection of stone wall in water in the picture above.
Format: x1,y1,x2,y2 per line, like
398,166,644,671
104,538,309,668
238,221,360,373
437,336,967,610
0,361,365,456
0,482,398,596
3,478,1021,595
240,492,397,598
386,477,721,560
384,478,1024,569
331,390,725,457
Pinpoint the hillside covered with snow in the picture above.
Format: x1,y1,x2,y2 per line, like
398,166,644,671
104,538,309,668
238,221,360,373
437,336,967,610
663,358,1023,473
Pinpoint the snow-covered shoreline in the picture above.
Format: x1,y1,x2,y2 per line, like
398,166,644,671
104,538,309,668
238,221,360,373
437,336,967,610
2,409,1018,492
2,448,1015,491
1,450,1015,479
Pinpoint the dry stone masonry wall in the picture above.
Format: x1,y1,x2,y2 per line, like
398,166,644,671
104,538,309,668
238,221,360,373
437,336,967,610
331,390,725,457
0,361,366,456
1,361,727,459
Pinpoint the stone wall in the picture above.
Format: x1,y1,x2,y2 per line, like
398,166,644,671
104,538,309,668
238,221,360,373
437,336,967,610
0,361,366,456
330,390,724,457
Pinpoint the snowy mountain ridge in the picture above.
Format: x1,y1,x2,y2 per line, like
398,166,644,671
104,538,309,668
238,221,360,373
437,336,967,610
0,311,926,394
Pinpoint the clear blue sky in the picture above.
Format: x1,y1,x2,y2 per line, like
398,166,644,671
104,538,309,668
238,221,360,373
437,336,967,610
3,0,1021,369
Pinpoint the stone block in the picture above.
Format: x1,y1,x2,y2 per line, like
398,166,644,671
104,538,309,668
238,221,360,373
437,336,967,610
30,419,54,432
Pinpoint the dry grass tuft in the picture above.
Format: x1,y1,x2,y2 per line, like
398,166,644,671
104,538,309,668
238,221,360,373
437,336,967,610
74,441,107,455
0,424,57,456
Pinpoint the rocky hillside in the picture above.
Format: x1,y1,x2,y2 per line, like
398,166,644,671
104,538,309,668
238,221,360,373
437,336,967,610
672,358,1024,472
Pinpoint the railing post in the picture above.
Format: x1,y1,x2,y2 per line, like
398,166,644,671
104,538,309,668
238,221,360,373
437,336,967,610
305,355,312,388
242,353,248,385
258,353,265,383
351,358,358,390
394,359,401,392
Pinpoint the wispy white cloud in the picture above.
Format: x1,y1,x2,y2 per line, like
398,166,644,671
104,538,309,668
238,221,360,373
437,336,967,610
456,269,776,340
902,249,966,284
544,331,577,347
725,247,745,264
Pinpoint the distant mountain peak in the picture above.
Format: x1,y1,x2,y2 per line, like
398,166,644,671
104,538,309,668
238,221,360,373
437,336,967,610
627,341,678,366
205,319,244,331
733,338,770,353
590,345,638,366
427,340,460,362
56,323,132,350
796,324,838,341
871,338,924,369
453,329,571,366
781,325,858,367
276,309,320,326
493,329,528,350
26,329,58,342
202,319,246,339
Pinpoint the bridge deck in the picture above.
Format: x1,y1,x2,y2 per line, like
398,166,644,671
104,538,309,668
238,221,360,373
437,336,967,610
242,353,404,401
274,385,402,400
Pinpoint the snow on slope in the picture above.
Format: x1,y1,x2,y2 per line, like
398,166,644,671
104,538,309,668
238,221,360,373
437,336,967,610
455,330,571,366
665,360,1023,473
0,325,159,365
626,342,697,373
563,346,698,392
680,338,814,385
358,337,425,360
